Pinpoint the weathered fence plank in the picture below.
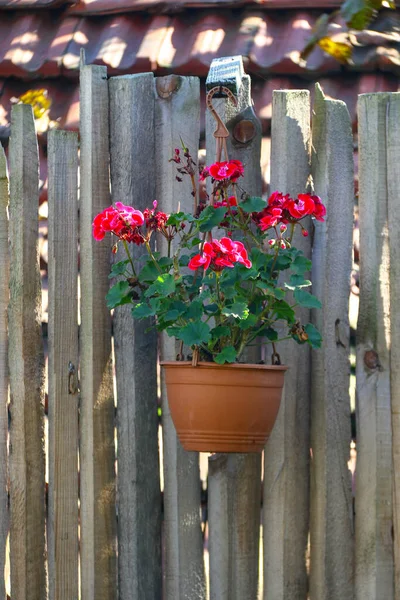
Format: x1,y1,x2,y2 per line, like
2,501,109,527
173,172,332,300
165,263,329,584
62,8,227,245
355,92,395,600
205,67,263,600
47,130,79,600
109,73,162,600
387,93,400,600
8,104,46,600
79,64,117,600
309,83,354,599
0,143,9,600
154,74,206,600
262,90,311,600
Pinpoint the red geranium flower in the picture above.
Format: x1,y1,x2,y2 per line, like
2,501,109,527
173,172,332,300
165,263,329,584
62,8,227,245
310,195,326,222
259,208,283,230
92,203,145,244
287,194,315,219
188,237,251,272
208,160,245,182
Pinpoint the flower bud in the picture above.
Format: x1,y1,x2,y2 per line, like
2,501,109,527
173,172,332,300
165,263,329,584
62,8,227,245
280,224,287,233
112,244,118,254
153,200,158,209
268,239,276,247
280,240,286,249
302,229,309,237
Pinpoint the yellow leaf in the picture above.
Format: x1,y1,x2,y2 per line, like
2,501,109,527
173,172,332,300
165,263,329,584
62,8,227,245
18,89,52,120
317,37,353,63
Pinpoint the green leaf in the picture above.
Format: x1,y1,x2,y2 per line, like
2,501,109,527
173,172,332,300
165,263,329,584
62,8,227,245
285,275,312,291
138,261,160,283
272,300,296,324
222,302,249,320
158,257,173,268
198,206,227,232
204,303,219,315
250,247,272,271
175,321,211,347
256,281,286,300
109,259,130,278
106,281,132,309
211,325,231,339
179,254,190,267
291,255,312,275
340,0,375,29
239,314,258,330
294,289,322,309
184,300,203,320
305,323,323,348
214,346,237,364
132,302,155,319
145,273,176,298
264,327,278,341
239,196,267,213
167,212,194,226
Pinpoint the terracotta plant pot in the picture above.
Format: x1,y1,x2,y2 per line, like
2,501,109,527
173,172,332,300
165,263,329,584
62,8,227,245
161,361,288,453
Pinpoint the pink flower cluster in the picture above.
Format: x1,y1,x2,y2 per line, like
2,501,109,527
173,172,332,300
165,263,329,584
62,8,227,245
92,200,170,245
188,237,252,272
93,202,145,244
256,191,326,232
200,160,244,183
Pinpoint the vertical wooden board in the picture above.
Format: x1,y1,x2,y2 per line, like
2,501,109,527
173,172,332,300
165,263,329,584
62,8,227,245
355,92,395,600
0,144,9,600
108,73,162,600
205,70,263,600
47,130,79,600
154,74,206,600
387,93,400,600
8,104,46,600
79,64,117,600
263,90,311,600
309,84,354,600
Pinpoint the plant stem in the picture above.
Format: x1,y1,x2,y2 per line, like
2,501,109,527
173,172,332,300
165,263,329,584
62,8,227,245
122,240,137,277
145,241,163,274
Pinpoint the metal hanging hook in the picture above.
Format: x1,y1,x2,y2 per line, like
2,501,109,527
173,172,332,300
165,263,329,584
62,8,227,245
206,86,238,162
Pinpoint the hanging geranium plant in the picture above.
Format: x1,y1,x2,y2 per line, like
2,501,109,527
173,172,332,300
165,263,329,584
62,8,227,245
93,146,325,366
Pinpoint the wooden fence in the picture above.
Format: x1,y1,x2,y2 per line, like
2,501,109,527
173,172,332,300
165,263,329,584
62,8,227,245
0,57,399,600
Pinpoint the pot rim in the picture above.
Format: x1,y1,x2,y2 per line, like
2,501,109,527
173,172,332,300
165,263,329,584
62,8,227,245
160,360,288,371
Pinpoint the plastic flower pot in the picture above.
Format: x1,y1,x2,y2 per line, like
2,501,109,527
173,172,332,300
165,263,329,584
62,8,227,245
161,361,288,453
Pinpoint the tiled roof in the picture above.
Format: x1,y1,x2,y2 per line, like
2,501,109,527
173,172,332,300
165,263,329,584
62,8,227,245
0,9,399,78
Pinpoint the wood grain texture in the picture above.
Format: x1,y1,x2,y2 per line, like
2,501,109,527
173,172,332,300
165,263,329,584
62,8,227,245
0,143,9,600
109,73,162,600
154,74,206,600
47,130,79,600
355,92,395,600
79,64,117,600
387,93,400,600
205,72,263,600
309,83,354,600
8,104,46,600
262,90,311,600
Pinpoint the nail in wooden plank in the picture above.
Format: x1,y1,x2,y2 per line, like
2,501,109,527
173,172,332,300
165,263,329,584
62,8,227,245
8,104,46,600
79,64,117,600
263,90,311,600
47,130,79,600
109,73,162,600
356,92,396,600
155,74,206,600
309,83,354,600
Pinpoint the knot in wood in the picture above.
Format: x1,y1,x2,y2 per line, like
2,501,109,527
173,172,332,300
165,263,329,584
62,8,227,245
364,349,380,370
156,75,181,98
233,120,256,144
